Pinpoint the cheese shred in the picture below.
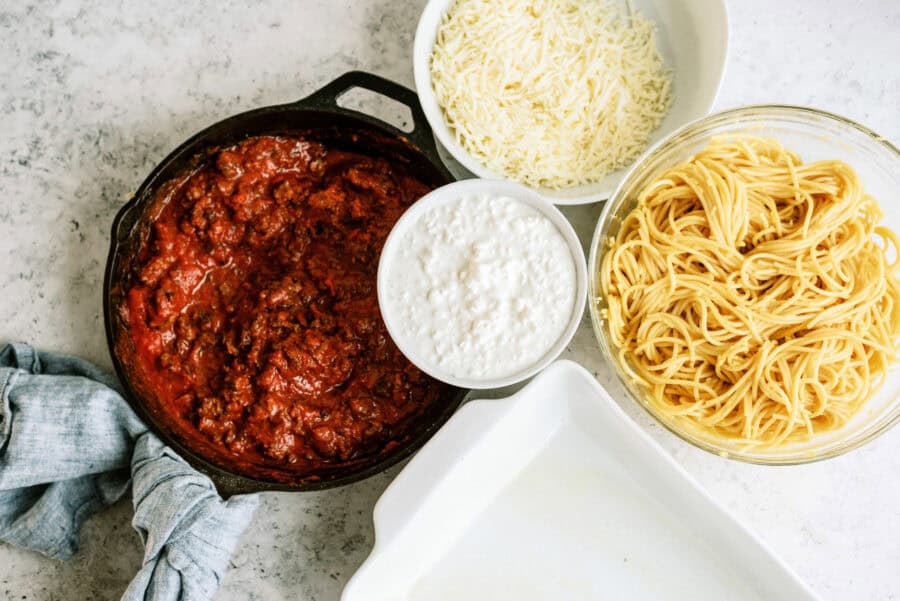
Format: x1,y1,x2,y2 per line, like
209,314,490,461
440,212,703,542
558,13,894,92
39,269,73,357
430,0,673,189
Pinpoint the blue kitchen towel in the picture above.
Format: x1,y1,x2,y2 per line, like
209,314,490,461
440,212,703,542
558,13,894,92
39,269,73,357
0,343,259,601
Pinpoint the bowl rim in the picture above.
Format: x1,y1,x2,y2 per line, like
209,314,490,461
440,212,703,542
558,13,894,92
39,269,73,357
378,178,589,389
412,0,730,205
587,103,900,465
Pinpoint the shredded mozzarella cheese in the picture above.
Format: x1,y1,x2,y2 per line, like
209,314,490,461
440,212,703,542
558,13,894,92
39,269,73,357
430,0,672,189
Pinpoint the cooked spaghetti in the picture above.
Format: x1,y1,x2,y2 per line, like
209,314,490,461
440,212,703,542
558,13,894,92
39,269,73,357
600,136,900,447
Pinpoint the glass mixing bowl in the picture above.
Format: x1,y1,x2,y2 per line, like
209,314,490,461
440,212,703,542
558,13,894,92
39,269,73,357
588,105,900,464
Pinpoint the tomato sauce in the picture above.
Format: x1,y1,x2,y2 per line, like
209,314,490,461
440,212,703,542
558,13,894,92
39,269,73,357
121,135,452,476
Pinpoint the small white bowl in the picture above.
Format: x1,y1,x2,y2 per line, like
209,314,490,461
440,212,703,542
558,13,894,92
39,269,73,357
378,179,588,389
413,0,729,205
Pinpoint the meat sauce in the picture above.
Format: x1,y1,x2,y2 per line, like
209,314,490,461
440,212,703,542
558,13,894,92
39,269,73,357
122,135,451,476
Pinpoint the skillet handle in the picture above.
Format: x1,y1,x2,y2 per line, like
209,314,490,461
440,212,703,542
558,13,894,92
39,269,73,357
298,71,443,166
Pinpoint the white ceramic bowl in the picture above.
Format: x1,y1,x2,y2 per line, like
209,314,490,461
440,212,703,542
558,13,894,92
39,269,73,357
413,0,729,205
378,179,588,389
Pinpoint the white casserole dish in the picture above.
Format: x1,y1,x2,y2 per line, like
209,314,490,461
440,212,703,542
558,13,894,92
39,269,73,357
413,0,730,204
341,360,821,601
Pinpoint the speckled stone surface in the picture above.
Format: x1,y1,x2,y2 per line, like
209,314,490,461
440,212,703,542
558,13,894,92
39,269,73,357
1,1,899,600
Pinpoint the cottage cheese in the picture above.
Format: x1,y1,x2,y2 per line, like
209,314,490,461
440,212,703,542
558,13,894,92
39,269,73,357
382,194,577,381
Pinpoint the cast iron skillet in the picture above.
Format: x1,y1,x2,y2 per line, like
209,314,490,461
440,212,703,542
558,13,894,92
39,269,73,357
103,71,466,495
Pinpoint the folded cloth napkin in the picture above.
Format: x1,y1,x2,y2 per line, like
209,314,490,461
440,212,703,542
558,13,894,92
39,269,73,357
0,343,259,601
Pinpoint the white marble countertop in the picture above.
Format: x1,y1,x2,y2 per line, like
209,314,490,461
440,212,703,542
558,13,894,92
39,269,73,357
1,1,899,599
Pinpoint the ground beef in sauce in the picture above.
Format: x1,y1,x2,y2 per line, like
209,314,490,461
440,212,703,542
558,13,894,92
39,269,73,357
122,135,451,473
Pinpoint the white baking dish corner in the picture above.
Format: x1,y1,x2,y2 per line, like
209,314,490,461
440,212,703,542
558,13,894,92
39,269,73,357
342,360,821,601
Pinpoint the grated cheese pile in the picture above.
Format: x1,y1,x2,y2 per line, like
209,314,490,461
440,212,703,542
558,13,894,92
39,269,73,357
430,0,673,189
